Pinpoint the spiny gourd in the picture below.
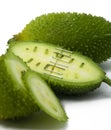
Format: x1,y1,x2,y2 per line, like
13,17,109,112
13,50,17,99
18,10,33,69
22,70,67,121
9,41,111,95
0,52,39,119
12,12,111,63
0,52,67,121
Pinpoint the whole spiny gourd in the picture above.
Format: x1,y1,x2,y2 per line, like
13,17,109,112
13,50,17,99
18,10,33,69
13,12,111,63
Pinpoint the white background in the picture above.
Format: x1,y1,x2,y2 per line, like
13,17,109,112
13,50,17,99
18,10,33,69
0,0,111,130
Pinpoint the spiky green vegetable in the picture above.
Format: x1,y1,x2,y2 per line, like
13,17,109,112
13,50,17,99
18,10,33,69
9,41,111,95
12,12,111,63
23,70,68,121
0,52,39,119
0,52,67,121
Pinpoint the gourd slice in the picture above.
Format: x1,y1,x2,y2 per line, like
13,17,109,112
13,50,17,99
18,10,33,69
0,52,39,119
9,41,111,95
22,70,68,122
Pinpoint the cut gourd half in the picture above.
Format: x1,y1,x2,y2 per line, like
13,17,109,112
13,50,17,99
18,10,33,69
9,41,111,95
9,41,104,83
22,70,68,122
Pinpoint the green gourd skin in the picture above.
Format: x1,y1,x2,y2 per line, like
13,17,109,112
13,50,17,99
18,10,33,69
0,52,39,119
13,12,111,63
9,41,111,95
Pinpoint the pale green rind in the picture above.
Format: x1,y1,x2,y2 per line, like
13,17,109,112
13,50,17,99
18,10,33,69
0,52,39,119
22,70,68,122
12,12,111,63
